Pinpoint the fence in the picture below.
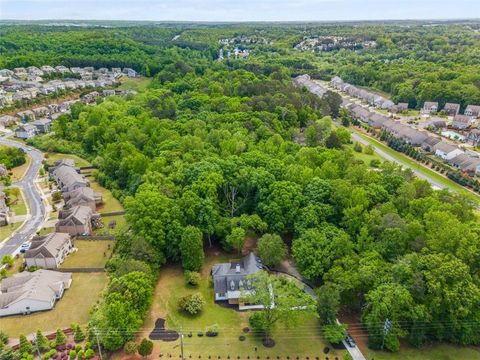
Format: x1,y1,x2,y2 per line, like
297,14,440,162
100,211,126,217
57,267,105,273
74,235,116,241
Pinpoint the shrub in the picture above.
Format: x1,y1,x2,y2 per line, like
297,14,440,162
343,354,353,360
178,293,205,315
69,350,77,359
74,345,82,353
184,271,201,287
19,334,33,355
76,350,84,360
197,332,204,337
370,159,381,168
321,324,347,345
73,325,85,342
84,349,95,359
364,145,375,155
353,142,362,153
0,331,8,347
137,338,153,358
55,329,67,347
205,324,219,337
124,341,137,355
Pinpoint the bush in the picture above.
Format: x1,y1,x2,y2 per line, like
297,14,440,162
364,145,375,155
76,350,84,360
184,271,201,287
197,332,204,337
370,159,381,168
343,354,353,360
321,324,347,345
124,341,137,355
137,338,153,358
55,329,67,347
69,350,77,359
353,142,363,153
205,324,219,337
178,293,205,315
84,349,95,359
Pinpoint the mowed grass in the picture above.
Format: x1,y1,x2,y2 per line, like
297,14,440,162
93,215,127,235
61,240,114,268
7,189,27,215
117,77,152,92
366,344,480,360
135,255,344,359
45,152,91,168
0,272,108,337
351,128,480,203
0,222,22,243
90,180,124,213
10,155,31,182
346,143,383,166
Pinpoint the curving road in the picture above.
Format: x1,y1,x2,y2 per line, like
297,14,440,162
0,137,46,258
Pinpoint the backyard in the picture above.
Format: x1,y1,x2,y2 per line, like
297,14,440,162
0,272,108,338
45,152,91,168
130,254,345,360
367,344,480,360
60,239,114,268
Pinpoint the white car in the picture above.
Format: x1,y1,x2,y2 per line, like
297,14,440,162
19,242,30,253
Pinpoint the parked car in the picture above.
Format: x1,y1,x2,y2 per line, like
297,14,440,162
345,335,356,348
19,242,30,253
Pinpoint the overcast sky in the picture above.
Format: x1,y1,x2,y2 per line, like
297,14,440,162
1,0,479,21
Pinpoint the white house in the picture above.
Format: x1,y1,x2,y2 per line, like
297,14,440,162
15,124,37,139
433,141,464,160
0,270,72,317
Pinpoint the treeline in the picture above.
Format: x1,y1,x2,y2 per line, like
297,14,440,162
33,54,480,352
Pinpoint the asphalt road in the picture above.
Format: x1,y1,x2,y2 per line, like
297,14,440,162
0,137,46,258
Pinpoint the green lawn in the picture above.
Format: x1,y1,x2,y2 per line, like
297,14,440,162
10,155,31,182
346,143,383,166
366,344,480,360
37,226,54,236
351,128,480,203
7,189,27,216
44,152,91,168
135,255,344,359
93,214,127,235
90,180,124,213
61,240,114,268
0,222,22,243
117,77,151,92
0,272,108,338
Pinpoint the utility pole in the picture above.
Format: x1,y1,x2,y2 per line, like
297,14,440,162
33,334,41,359
94,327,103,360
180,333,185,360
381,318,392,350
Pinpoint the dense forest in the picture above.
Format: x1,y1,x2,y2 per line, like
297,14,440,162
2,22,480,353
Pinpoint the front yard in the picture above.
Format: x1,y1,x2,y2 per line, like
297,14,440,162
0,222,22,243
0,272,108,337
129,254,344,359
61,240,114,268
10,155,31,182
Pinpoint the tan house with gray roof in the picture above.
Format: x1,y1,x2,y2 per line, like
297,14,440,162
24,233,73,269
55,205,95,236
0,270,72,317
63,187,102,211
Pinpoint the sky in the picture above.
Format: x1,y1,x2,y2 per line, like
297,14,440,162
0,0,479,22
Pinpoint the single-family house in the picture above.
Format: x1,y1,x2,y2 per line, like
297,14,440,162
16,110,35,122
330,76,344,89
0,115,17,127
55,205,95,236
423,117,447,130
24,233,74,269
402,128,429,146
467,129,480,146
32,118,52,134
422,101,439,114
452,114,473,130
32,106,50,118
63,187,102,211
40,65,55,74
393,103,409,113
15,124,37,139
464,105,480,118
0,270,72,317
123,68,137,77
443,103,460,117
212,252,263,310
102,89,116,97
433,141,464,160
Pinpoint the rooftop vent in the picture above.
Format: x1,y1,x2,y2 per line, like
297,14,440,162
235,264,241,273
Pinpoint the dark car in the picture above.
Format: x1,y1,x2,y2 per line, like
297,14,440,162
345,335,356,348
